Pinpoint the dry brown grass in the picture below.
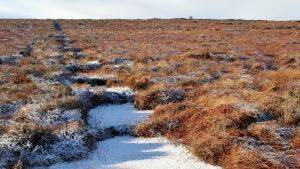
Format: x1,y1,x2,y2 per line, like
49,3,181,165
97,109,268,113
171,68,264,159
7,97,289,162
1,19,299,168
262,89,300,125
58,19,300,168
38,96,82,112
134,85,184,110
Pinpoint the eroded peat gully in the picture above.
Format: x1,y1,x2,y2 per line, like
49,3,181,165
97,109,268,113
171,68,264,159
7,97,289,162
1,19,299,169
48,21,220,169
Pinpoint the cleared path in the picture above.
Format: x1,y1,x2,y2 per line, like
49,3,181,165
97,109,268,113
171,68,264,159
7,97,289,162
50,103,221,169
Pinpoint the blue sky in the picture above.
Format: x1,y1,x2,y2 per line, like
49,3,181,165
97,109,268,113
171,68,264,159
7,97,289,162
0,0,299,20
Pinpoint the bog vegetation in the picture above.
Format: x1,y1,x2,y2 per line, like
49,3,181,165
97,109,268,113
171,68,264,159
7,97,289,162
0,19,299,168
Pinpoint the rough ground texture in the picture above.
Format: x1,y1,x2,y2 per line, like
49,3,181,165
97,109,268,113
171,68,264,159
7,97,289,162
0,20,134,168
0,19,299,168
50,104,220,169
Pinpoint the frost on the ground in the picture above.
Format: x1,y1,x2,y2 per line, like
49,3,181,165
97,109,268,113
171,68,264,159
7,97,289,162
0,147,16,168
70,75,107,86
50,136,221,169
105,87,134,102
63,60,101,74
73,52,86,58
71,86,134,105
28,109,82,126
0,127,93,167
89,86,134,104
85,60,101,70
21,138,90,167
0,55,23,65
50,139,89,161
88,103,152,130
135,88,184,109
235,103,275,122
64,62,83,73
111,58,133,68
0,102,20,116
0,105,94,168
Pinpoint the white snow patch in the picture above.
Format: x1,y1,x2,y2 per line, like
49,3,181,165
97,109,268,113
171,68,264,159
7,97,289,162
105,87,134,101
86,61,100,65
88,103,152,129
77,74,117,79
105,87,133,95
49,136,221,169
85,61,101,68
44,102,221,169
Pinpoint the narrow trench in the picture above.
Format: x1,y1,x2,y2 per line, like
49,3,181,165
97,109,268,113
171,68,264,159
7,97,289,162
46,21,221,169
50,102,221,169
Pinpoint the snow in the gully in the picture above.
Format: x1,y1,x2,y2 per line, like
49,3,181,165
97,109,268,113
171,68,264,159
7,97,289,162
50,103,221,169
88,103,152,130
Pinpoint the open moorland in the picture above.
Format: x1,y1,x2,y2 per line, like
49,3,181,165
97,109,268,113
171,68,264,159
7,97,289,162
0,19,299,168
